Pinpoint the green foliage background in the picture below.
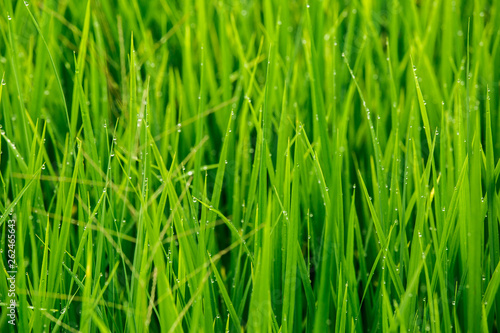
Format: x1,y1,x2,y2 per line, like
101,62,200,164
0,0,499,332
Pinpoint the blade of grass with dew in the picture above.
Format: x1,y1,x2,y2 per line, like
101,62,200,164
209,254,241,332
485,87,499,320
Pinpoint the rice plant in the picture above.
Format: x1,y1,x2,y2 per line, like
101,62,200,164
0,0,499,332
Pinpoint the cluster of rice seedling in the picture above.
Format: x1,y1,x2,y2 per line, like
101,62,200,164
0,0,499,332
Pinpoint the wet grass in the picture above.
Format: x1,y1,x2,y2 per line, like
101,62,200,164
0,0,499,332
